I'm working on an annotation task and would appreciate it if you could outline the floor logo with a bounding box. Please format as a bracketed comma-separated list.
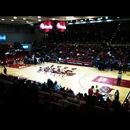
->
[100, 86, 114, 93]
[97, 76, 107, 83]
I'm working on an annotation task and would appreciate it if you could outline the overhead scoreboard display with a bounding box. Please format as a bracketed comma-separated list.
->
[39, 20, 67, 33]
[39, 20, 53, 33]
[56, 21, 67, 32]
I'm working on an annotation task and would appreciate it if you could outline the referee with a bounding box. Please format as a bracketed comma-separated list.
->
[116, 72, 122, 86]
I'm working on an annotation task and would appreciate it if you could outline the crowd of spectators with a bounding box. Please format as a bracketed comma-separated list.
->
[0, 72, 130, 116]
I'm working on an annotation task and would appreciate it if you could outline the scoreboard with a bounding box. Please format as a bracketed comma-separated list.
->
[39, 20, 67, 33]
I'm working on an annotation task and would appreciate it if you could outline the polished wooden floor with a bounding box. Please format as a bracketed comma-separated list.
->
[1, 62, 130, 104]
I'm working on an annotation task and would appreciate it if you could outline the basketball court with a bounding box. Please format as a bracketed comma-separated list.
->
[1, 62, 130, 104]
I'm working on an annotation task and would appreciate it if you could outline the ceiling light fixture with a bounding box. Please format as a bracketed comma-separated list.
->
[14, 16, 17, 19]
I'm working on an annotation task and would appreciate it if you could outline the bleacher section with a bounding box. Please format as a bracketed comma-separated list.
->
[0, 73, 130, 115]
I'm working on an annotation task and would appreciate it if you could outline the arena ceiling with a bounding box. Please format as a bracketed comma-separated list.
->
[0, 16, 130, 26]
[0, 16, 114, 25]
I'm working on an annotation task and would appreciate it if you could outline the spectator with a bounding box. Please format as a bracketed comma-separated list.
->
[54, 81, 61, 90]
[58, 92, 71, 108]
[88, 86, 94, 96]
[114, 90, 119, 101]
[3, 66, 7, 75]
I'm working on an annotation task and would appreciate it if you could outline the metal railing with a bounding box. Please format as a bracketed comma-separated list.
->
[39, 88, 114, 112]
